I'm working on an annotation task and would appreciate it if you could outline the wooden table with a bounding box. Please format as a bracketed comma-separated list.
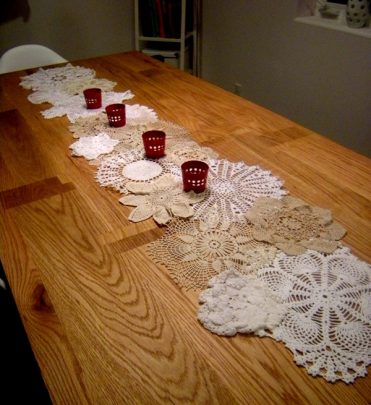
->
[0, 51, 370, 404]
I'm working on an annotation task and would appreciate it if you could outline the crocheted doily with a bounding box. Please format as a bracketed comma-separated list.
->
[70, 116, 191, 151]
[258, 247, 371, 383]
[40, 91, 134, 122]
[20, 64, 117, 104]
[119, 174, 205, 224]
[69, 133, 120, 160]
[167, 140, 219, 165]
[96, 149, 179, 194]
[198, 269, 287, 336]
[246, 196, 347, 255]
[147, 217, 277, 290]
[192, 159, 286, 221]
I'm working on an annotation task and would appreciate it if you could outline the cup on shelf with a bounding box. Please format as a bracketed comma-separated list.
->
[181, 160, 209, 193]
[83, 88, 102, 109]
[142, 130, 166, 158]
[105, 103, 126, 127]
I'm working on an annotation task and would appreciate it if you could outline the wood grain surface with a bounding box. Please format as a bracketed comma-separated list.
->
[0, 51, 370, 404]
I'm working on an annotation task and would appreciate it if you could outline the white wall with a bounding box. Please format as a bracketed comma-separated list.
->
[201, 1, 371, 156]
[0, 0, 134, 62]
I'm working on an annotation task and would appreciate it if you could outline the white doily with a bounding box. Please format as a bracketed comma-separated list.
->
[69, 133, 120, 160]
[96, 149, 179, 194]
[147, 217, 277, 290]
[258, 247, 371, 383]
[167, 140, 219, 165]
[20, 64, 95, 91]
[193, 159, 286, 221]
[41, 91, 134, 122]
[20, 63, 117, 105]
[198, 269, 287, 336]
[119, 174, 205, 224]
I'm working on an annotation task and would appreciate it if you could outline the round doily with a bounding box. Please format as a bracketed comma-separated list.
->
[246, 196, 346, 255]
[198, 269, 287, 336]
[122, 160, 162, 181]
[258, 247, 371, 383]
[147, 217, 277, 290]
[193, 159, 286, 222]
[96, 149, 179, 194]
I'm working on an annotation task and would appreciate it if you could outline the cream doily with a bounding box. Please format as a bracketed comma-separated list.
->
[20, 63, 117, 105]
[96, 150, 179, 194]
[198, 269, 287, 336]
[41, 90, 134, 122]
[70, 116, 191, 151]
[69, 133, 120, 160]
[119, 174, 205, 224]
[258, 247, 371, 383]
[192, 159, 286, 221]
[246, 196, 346, 255]
[147, 217, 277, 290]
[167, 140, 219, 165]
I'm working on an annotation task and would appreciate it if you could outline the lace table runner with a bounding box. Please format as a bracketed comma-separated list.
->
[20, 63, 370, 384]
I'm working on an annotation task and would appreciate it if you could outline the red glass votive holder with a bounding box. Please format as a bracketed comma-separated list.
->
[181, 160, 209, 193]
[105, 103, 126, 127]
[83, 88, 102, 109]
[142, 130, 166, 158]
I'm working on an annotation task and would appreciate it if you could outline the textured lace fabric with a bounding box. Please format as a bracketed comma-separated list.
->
[167, 140, 218, 165]
[246, 196, 347, 255]
[147, 216, 277, 290]
[41, 91, 134, 122]
[20, 64, 117, 104]
[198, 269, 287, 336]
[119, 174, 205, 224]
[96, 149, 179, 194]
[69, 133, 120, 160]
[192, 159, 286, 222]
[70, 117, 191, 148]
[258, 247, 371, 383]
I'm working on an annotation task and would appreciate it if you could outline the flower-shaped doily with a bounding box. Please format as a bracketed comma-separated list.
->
[198, 269, 287, 336]
[246, 196, 346, 255]
[258, 247, 371, 383]
[119, 174, 205, 224]
[192, 159, 286, 222]
[167, 140, 218, 165]
[69, 133, 120, 160]
[96, 149, 179, 194]
[41, 91, 134, 122]
[147, 217, 277, 290]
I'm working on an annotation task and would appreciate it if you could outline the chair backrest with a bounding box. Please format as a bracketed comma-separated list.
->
[0, 44, 67, 74]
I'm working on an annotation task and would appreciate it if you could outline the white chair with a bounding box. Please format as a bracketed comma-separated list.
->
[0, 44, 67, 74]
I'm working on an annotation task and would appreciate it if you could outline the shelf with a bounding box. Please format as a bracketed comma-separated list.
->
[138, 31, 195, 43]
[295, 16, 371, 38]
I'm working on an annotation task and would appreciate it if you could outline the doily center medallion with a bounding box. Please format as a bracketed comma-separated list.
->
[122, 160, 162, 181]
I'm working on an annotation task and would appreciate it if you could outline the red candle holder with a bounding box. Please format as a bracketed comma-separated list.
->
[105, 103, 126, 127]
[142, 130, 166, 158]
[83, 88, 102, 109]
[181, 160, 209, 193]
